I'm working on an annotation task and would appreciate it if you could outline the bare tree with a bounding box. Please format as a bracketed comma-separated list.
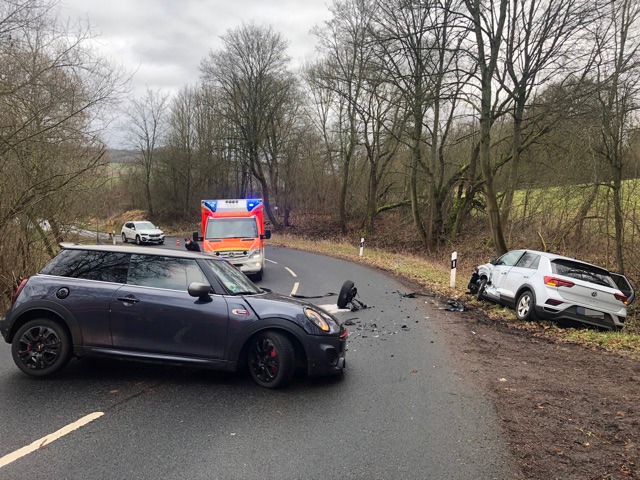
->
[125, 87, 170, 218]
[498, 0, 594, 225]
[0, 0, 129, 302]
[463, 0, 510, 254]
[590, 0, 640, 272]
[199, 23, 296, 230]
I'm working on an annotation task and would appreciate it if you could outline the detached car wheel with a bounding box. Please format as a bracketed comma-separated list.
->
[11, 319, 72, 377]
[516, 290, 537, 321]
[337, 280, 355, 309]
[248, 331, 294, 388]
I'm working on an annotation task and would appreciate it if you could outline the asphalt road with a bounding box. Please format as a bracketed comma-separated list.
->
[0, 240, 515, 479]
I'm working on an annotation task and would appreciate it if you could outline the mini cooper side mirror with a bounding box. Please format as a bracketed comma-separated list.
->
[188, 282, 212, 302]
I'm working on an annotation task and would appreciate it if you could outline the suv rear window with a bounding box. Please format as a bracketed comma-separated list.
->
[40, 249, 130, 283]
[551, 259, 613, 288]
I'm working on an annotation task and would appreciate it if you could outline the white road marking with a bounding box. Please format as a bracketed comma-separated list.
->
[284, 267, 297, 277]
[266, 259, 277, 264]
[0, 412, 104, 469]
[291, 282, 300, 296]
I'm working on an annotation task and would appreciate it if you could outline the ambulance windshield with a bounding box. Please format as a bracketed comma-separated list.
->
[206, 218, 258, 239]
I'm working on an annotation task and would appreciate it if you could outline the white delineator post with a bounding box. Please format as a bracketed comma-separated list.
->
[359, 237, 365, 257]
[450, 251, 457, 288]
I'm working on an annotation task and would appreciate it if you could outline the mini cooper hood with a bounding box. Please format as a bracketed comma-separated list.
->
[242, 292, 327, 318]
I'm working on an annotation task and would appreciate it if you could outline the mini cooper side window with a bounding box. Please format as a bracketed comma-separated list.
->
[40, 249, 130, 283]
[127, 255, 209, 291]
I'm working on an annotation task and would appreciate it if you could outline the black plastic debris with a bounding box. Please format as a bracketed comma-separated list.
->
[467, 270, 480, 295]
[444, 299, 468, 312]
[401, 325, 410, 331]
[398, 290, 433, 298]
[344, 319, 357, 326]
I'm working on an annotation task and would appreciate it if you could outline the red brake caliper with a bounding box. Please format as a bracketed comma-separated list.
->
[268, 347, 277, 375]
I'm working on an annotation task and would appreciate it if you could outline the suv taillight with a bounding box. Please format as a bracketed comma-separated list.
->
[544, 276, 575, 288]
[614, 293, 629, 305]
[12, 278, 29, 303]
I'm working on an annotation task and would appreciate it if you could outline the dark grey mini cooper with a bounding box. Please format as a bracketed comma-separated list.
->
[0, 245, 347, 388]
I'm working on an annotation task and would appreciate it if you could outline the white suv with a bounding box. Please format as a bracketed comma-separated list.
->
[121, 221, 164, 245]
[474, 250, 634, 330]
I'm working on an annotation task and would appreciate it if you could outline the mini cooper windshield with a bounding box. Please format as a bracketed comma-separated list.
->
[204, 258, 261, 295]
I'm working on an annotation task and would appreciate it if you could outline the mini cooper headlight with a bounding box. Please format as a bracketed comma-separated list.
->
[304, 308, 330, 332]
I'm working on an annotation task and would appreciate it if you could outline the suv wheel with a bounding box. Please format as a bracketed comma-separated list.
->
[12, 319, 72, 376]
[248, 331, 294, 388]
[121, 233, 127, 243]
[135, 235, 141, 245]
[516, 290, 537, 321]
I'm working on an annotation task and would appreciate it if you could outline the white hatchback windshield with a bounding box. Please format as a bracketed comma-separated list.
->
[135, 222, 156, 229]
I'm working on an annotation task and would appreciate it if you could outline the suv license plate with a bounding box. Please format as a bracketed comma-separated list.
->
[577, 307, 605, 318]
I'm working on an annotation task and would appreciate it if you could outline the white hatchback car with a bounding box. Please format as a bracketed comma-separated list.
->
[121, 221, 165, 245]
[473, 250, 634, 330]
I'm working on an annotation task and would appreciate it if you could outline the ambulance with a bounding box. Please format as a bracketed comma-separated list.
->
[196, 199, 271, 280]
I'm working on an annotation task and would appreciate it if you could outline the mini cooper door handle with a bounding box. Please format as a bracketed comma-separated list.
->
[116, 295, 140, 303]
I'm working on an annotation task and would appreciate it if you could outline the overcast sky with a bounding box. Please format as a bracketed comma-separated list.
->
[61, 0, 332, 93]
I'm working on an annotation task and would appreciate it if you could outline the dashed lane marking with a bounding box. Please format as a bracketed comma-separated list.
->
[284, 267, 297, 277]
[291, 282, 299, 296]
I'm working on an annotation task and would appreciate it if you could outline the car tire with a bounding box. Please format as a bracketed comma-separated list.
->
[515, 290, 537, 321]
[337, 280, 355, 309]
[135, 235, 141, 245]
[159, 240, 164, 245]
[253, 270, 263, 281]
[477, 278, 487, 301]
[248, 331, 294, 388]
[11, 318, 72, 377]
[121, 233, 127, 243]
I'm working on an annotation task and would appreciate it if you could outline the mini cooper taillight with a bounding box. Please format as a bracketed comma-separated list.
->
[12, 277, 29, 303]
[544, 276, 575, 288]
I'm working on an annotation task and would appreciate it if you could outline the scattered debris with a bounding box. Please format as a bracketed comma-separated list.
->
[444, 299, 468, 312]
[397, 290, 433, 298]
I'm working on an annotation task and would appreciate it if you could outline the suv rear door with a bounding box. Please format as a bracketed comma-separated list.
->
[551, 260, 626, 313]
[610, 272, 635, 305]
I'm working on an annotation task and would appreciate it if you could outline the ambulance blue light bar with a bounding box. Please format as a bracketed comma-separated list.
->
[246, 199, 262, 211]
[203, 200, 217, 212]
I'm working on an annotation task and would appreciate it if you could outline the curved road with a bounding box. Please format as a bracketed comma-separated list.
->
[0, 242, 515, 479]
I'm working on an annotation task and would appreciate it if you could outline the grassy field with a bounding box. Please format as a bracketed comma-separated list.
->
[270, 233, 640, 357]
